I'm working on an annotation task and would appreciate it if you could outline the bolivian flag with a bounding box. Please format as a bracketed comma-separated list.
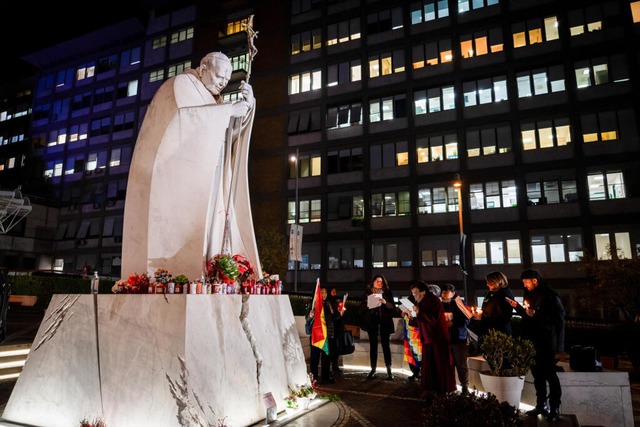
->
[311, 279, 329, 355]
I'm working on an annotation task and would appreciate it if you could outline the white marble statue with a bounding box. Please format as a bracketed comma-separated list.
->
[121, 52, 262, 281]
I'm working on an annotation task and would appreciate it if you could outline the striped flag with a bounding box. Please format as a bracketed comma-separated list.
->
[311, 279, 329, 355]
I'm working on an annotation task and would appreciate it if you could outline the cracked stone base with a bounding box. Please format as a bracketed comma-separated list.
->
[2, 294, 308, 427]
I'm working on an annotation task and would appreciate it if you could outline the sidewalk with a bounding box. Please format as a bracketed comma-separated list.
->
[257, 364, 640, 427]
[0, 305, 638, 426]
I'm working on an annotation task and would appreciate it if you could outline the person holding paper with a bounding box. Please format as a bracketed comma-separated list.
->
[360, 274, 396, 380]
[441, 283, 472, 393]
[411, 280, 456, 396]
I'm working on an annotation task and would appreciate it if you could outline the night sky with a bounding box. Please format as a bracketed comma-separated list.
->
[0, 2, 156, 80]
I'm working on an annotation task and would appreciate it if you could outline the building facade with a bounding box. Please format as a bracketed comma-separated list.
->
[284, 0, 640, 309]
[1, 0, 639, 314]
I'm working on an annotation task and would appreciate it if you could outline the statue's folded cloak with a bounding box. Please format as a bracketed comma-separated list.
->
[121, 70, 261, 281]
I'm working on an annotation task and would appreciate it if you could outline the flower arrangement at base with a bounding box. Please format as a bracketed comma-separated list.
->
[154, 268, 171, 285]
[79, 417, 106, 427]
[112, 279, 128, 294]
[111, 274, 150, 294]
[283, 394, 298, 410]
[289, 374, 317, 400]
[260, 272, 280, 287]
[126, 273, 151, 293]
[173, 274, 190, 286]
[207, 254, 254, 284]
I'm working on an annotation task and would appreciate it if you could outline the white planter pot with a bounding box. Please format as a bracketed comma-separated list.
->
[479, 371, 525, 409]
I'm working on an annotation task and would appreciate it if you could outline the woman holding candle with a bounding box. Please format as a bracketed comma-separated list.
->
[472, 271, 515, 347]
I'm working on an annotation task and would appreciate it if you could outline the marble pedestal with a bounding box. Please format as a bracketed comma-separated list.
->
[2, 294, 308, 427]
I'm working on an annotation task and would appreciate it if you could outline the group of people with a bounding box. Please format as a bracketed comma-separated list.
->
[356, 276, 469, 393]
[351, 269, 566, 423]
[475, 269, 565, 422]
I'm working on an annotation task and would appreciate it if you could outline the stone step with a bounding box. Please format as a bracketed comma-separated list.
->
[522, 414, 580, 426]
[0, 343, 30, 382]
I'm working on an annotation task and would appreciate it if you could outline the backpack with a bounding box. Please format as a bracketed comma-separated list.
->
[305, 317, 313, 335]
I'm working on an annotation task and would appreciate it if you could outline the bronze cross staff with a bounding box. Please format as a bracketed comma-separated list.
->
[242, 14, 259, 83]
[219, 15, 260, 259]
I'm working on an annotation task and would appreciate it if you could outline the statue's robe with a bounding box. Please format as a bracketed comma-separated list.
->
[121, 70, 261, 281]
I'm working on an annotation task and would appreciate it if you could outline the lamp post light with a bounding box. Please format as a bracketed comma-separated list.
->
[290, 149, 299, 293]
[453, 173, 468, 303]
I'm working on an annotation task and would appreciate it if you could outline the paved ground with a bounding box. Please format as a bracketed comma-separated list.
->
[1, 305, 638, 427]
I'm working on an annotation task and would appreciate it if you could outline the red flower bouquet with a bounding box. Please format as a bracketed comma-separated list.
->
[127, 273, 150, 293]
[207, 254, 254, 283]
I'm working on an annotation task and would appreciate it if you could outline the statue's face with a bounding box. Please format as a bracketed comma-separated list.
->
[201, 59, 232, 96]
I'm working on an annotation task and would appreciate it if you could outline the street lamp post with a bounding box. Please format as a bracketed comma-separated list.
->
[453, 173, 468, 303]
[290, 149, 299, 293]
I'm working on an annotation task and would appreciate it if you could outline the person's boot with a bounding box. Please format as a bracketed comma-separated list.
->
[526, 402, 549, 416]
[386, 365, 394, 380]
[367, 369, 376, 380]
[546, 406, 560, 422]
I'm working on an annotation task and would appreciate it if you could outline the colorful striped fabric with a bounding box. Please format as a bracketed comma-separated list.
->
[403, 315, 422, 368]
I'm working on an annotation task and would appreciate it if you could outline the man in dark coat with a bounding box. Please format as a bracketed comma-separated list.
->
[507, 269, 565, 422]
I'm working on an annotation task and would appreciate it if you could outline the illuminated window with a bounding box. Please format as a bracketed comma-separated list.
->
[152, 36, 167, 49]
[632, 1, 640, 23]
[226, 17, 252, 36]
[594, 232, 632, 260]
[327, 18, 360, 46]
[417, 185, 459, 214]
[149, 69, 165, 83]
[289, 69, 321, 95]
[411, 0, 449, 24]
[291, 28, 321, 55]
[327, 59, 361, 87]
[473, 237, 521, 265]
[469, 180, 517, 210]
[371, 141, 408, 168]
[580, 110, 626, 143]
[414, 85, 455, 115]
[520, 118, 571, 150]
[170, 27, 194, 44]
[369, 95, 406, 122]
[413, 39, 452, 68]
[587, 171, 625, 201]
[167, 60, 191, 78]
[512, 16, 559, 49]
[417, 134, 458, 162]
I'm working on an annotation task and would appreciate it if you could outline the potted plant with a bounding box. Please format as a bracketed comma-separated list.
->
[173, 274, 190, 293]
[479, 329, 535, 408]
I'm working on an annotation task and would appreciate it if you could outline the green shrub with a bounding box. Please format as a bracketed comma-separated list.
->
[289, 295, 312, 316]
[9, 274, 113, 308]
